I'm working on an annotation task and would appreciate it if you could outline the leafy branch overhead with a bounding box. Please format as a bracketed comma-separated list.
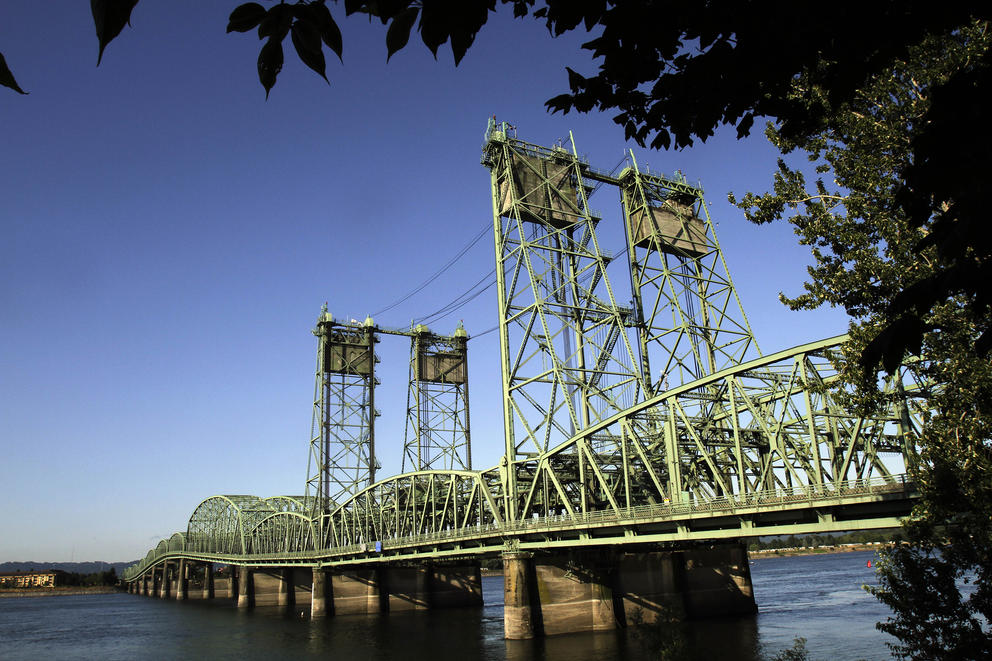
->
[225, 0, 532, 95]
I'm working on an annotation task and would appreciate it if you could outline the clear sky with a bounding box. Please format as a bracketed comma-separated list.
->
[0, 2, 846, 562]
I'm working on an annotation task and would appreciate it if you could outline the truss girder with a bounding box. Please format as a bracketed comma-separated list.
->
[620, 161, 758, 394]
[321, 470, 504, 549]
[483, 128, 648, 520]
[502, 335, 920, 522]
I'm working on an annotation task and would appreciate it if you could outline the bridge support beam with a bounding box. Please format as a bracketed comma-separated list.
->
[383, 565, 430, 611]
[278, 567, 294, 607]
[176, 560, 188, 601]
[311, 568, 330, 618]
[503, 552, 537, 639]
[237, 566, 253, 609]
[502, 542, 756, 639]
[681, 543, 756, 617]
[331, 568, 383, 614]
[159, 563, 171, 599]
[203, 562, 214, 600]
[430, 563, 483, 608]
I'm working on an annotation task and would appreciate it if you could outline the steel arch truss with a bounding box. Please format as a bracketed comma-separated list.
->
[507, 335, 921, 521]
[322, 470, 504, 549]
[245, 511, 317, 555]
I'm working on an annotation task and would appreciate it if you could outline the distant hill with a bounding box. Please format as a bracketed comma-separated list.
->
[0, 561, 136, 575]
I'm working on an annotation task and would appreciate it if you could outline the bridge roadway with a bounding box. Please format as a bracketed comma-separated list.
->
[124, 474, 915, 638]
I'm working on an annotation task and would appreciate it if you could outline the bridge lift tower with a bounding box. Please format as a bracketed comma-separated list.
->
[402, 323, 472, 472]
[306, 305, 380, 520]
[482, 120, 649, 514]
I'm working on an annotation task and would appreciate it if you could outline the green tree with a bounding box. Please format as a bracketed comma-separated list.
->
[730, 23, 992, 659]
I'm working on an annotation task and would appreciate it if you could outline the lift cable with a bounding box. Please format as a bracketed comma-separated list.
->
[372, 222, 490, 317]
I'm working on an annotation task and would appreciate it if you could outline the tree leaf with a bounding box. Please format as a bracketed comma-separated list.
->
[450, 25, 475, 66]
[91, 0, 139, 65]
[257, 37, 284, 98]
[0, 52, 27, 94]
[386, 7, 419, 61]
[736, 112, 754, 139]
[291, 20, 328, 81]
[418, 4, 448, 58]
[257, 4, 293, 41]
[227, 3, 266, 33]
[306, 2, 343, 62]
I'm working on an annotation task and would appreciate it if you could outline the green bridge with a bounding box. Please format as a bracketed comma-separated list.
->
[123, 122, 922, 639]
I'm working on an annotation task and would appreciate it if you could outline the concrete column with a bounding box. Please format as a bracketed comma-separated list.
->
[330, 569, 382, 614]
[237, 566, 253, 609]
[160, 563, 171, 599]
[384, 565, 430, 611]
[142, 575, 149, 596]
[203, 562, 214, 600]
[529, 553, 618, 636]
[614, 551, 686, 625]
[430, 563, 483, 608]
[176, 559, 188, 601]
[311, 567, 330, 618]
[503, 552, 536, 640]
[277, 567, 293, 607]
[681, 542, 757, 617]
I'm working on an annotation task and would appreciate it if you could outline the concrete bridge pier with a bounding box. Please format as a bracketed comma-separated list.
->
[383, 565, 431, 611]
[237, 566, 253, 609]
[176, 560, 188, 601]
[311, 568, 330, 618]
[331, 568, 383, 614]
[203, 562, 214, 600]
[502, 542, 756, 639]
[159, 563, 171, 599]
[503, 552, 537, 639]
[277, 567, 293, 607]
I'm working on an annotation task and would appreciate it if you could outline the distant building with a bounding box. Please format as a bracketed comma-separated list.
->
[0, 570, 66, 588]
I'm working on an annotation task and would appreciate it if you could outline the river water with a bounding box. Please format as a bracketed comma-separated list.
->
[0, 551, 894, 660]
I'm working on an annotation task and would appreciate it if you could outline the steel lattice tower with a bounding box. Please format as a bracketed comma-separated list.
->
[619, 156, 759, 394]
[401, 323, 473, 472]
[482, 119, 648, 516]
[305, 306, 379, 519]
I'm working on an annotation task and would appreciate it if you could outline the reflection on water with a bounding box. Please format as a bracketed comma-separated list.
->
[0, 551, 894, 661]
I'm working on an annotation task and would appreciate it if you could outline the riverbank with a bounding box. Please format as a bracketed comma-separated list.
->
[0, 586, 121, 598]
[751, 542, 891, 558]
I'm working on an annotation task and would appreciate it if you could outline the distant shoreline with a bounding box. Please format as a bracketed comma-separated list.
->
[0, 586, 121, 599]
[751, 543, 890, 558]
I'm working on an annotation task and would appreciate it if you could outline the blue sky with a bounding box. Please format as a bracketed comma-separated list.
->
[0, 2, 846, 562]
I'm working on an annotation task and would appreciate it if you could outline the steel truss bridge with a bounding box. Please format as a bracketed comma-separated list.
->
[124, 122, 923, 587]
